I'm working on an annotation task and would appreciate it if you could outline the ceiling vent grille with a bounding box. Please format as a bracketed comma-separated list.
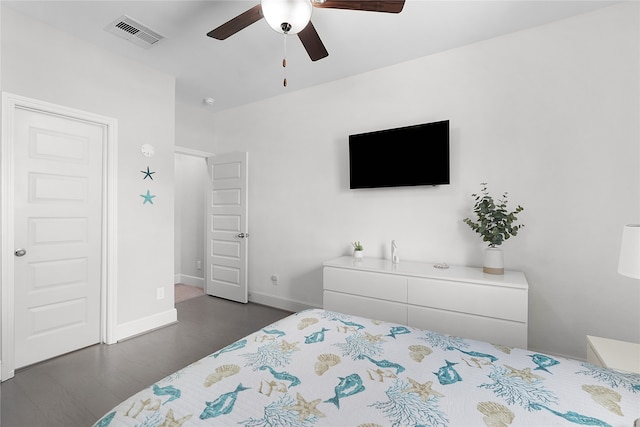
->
[105, 15, 164, 49]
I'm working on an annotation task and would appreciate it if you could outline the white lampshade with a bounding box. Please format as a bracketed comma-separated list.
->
[618, 224, 640, 279]
[261, 0, 312, 35]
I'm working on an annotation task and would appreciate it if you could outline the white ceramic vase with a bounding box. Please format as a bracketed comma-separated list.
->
[353, 250, 364, 259]
[483, 247, 504, 275]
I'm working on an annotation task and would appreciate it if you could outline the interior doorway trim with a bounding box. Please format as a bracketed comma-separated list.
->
[175, 145, 214, 158]
[1, 92, 119, 381]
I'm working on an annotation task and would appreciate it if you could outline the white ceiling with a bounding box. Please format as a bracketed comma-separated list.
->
[4, 0, 617, 113]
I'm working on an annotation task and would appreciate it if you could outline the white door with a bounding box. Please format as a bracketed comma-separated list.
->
[13, 106, 104, 369]
[206, 152, 248, 303]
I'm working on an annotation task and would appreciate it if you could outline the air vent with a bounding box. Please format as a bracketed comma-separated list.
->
[105, 15, 164, 49]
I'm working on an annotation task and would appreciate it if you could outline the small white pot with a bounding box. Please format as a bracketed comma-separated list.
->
[483, 247, 504, 275]
[353, 250, 364, 259]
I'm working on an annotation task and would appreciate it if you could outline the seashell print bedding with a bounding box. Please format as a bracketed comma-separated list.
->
[94, 309, 640, 426]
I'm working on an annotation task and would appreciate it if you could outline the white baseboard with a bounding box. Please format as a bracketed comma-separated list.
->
[175, 274, 204, 288]
[248, 290, 320, 313]
[115, 308, 178, 342]
[0, 360, 11, 382]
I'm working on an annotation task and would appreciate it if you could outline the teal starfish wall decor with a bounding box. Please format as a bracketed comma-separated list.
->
[140, 190, 156, 205]
[141, 166, 155, 180]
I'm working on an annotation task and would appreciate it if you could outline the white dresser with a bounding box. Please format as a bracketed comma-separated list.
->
[323, 256, 529, 348]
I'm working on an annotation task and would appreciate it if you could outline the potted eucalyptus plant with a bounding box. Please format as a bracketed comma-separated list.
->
[463, 183, 524, 274]
[352, 241, 364, 259]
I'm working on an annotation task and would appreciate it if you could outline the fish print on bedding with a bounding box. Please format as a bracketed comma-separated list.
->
[94, 308, 640, 426]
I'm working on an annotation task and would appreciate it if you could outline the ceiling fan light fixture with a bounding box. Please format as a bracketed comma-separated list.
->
[261, 0, 312, 34]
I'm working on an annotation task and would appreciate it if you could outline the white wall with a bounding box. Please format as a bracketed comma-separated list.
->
[1, 7, 177, 339]
[174, 153, 207, 287]
[176, 3, 640, 359]
[0, 2, 3, 382]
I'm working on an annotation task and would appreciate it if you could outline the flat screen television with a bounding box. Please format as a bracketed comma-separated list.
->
[349, 120, 450, 189]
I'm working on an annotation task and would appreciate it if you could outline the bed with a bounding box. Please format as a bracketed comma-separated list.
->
[94, 308, 640, 426]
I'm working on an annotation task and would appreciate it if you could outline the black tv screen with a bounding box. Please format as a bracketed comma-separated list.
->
[349, 120, 450, 189]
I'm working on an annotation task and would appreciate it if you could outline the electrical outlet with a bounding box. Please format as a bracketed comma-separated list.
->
[196, 260, 202, 270]
[271, 274, 278, 286]
[157, 287, 165, 300]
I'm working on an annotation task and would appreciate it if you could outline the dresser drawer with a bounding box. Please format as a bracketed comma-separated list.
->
[324, 290, 407, 325]
[323, 267, 407, 303]
[407, 277, 527, 322]
[408, 305, 527, 348]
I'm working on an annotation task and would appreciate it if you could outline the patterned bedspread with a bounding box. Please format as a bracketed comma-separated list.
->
[94, 308, 640, 426]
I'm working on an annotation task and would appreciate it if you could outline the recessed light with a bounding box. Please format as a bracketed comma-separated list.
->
[202, 97, 215, 106]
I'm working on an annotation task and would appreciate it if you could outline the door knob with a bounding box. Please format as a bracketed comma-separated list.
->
[14, 248, 27, 257]
[236, 233, 249, 238]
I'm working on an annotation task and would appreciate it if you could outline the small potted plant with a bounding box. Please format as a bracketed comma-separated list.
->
[352, 241, 364, 259]
[463, 183, 524, 274]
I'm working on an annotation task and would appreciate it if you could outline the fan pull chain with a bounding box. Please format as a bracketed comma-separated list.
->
[282, 33, 288, 87]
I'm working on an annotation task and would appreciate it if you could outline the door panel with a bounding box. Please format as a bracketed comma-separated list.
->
[206, 152, 248, 303]
[13, 107, 103, 369]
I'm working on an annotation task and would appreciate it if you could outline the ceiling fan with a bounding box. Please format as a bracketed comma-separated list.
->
[207, 0, 406, 62]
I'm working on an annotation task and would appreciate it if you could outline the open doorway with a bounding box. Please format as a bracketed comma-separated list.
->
[174, 147, 211, 304]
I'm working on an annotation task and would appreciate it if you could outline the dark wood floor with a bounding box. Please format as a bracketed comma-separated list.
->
[0, 295, 291, 426]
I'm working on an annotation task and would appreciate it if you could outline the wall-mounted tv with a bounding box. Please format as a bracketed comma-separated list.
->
[349, 120, 450, 189]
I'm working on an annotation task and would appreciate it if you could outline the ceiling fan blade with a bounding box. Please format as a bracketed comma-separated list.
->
[312, 0, 405, 13]
[207, 4, 263, 40]
[297, 21, 329, 61]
